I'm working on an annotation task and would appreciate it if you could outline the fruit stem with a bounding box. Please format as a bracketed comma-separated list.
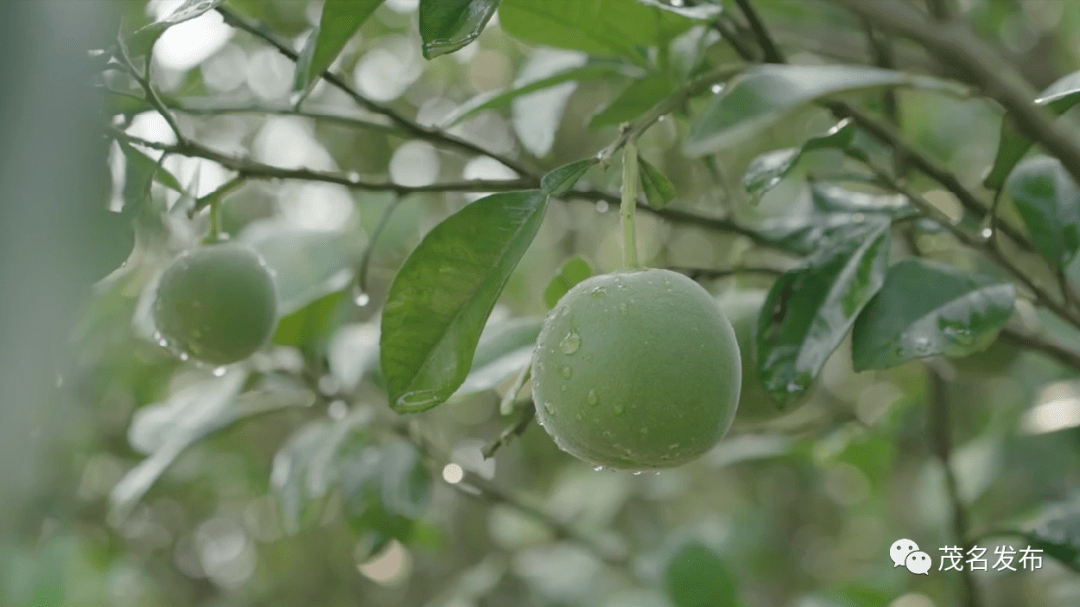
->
[621, 142, 640, 270]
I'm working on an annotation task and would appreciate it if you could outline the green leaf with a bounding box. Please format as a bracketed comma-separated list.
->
[757, 218, 891, 403]
[111, 370, 314, 522]
[328, 322, 381, 392]
[984, 69, 1080, 190]
[1006, 156, 1080, 269]
[127, 0, 228, 56]
[378, 441, 432, 518]
[542, 159, 598, 197]
[544, 256, 594, 309]
[665, 543, 741, 607]
[685, 65, 963, 156]
[851, 259, 1015, 371]
[117, 140, 183, 205]
[498, 0, 697, 60]
[454, 316, 544, 397]
[245, 228, 366, 316]
[754, 184, 912, 255]
[271, 409, 369, 535]
[1013, 495, 1080, 571]
[638, 156, 677, 210]
[419, 0, 500, 59]
[635, 0, 721, 19]
[511, 50, 586, 157]
[294, 0, 385, 97]
[442, 63, 631, 128]
[589, 74, 676, 128]
[380, 191, 549, 412]
[743, 119, 855, 197]
[272, 289, 348, 347]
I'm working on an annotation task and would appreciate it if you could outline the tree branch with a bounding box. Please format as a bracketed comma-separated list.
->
[734, 0, 785, 63]
[108, 129, 535, 195]
[482, 406, 535, 459]
[926, 363, 981, 607]
[830, 0, 1080, 187]
[215, 5, 536, 177]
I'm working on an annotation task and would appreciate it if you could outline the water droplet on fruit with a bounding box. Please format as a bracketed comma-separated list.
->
[560, 331, 581, 354]
[613, 404, 625, 415]
[212, 366, 227, 377]
[561, 385, 567, 392]
[592, 466, 605, 472]
[543, 401, 555, 415]
[668, 443, 680, 450]
[640, 427, 649, 435]
[619, 303, 628, 316]
[632, 471, 643, 476]
[587, 389, 599, 406]
[560, 365, 573, 379]
[575, 413, 583, 421]
[786, 382, 801, 393]
[590, 286, 606, 298]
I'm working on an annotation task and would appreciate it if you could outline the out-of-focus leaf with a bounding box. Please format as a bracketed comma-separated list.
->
[635, 0, 721, 19]
[542, 159, 598, 197]
[851, 259, 1015, 371]
[294, 0, 385, 97]
[685, 65, 963, 155]
[991, 494, 1080, 571]
[126, 0, 227, 56]
[499, 0, 698, 61]
[511, 50, 586, 157]
[378, 441, 432, 519]
[742, 119, 855, 197]
[380, 191, 548, 412]
[272, 408, 369, 535]
[757, 218, 891, 403]
[112, 370, 314, 522]
[589, 74, 676, 128]
[638, 156, 677, 210]
[442, 63, 632, 128]
[117, 140, 183, 204]
[328, 322, 381, 392]
[665, 543, 741, 607]
[272, 289, 348, 347]
[454, 317, 544, 397]
[1006, 156, 1080, 269]
[544, 256, 593, 309]
[245, 228, 365, 316]
[419, 0, 500, 59]
[984, 69, 1080, 190]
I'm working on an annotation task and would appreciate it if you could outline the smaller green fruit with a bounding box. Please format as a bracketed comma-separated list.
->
[718, 289, 782, 420]
[154, 244, 278, 364]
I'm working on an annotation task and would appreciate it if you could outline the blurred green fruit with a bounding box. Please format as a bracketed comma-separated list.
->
[154, 244, 278, 365]
[718, 289, 783, 420]
[531, 268, 741, 470]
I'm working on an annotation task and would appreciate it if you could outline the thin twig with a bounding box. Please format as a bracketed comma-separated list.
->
[482, 406, 536, 459]
[855, 152, 1080, 329]
[708, 6, 1034, 253]
[734, 0, 785, 63]
[998, 327, 1080, 373]
[108, 129, 535, 195]
[926, 363, 981, 607]
[830, 0, 1080, 187]
[216, 5, 536, 177]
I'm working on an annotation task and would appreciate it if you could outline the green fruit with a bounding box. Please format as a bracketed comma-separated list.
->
[154, 244, 278, 365]
[718, 289, 782, 420]
[531, 268, 741, 470]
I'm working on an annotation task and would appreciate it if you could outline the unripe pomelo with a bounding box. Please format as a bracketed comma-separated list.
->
[717, 289, 782, 420]
[531, 268, 741, 470]
[153, 244, 278, 365]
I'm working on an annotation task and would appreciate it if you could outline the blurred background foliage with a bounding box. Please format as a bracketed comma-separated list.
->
[6, 1, 1080, 606]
